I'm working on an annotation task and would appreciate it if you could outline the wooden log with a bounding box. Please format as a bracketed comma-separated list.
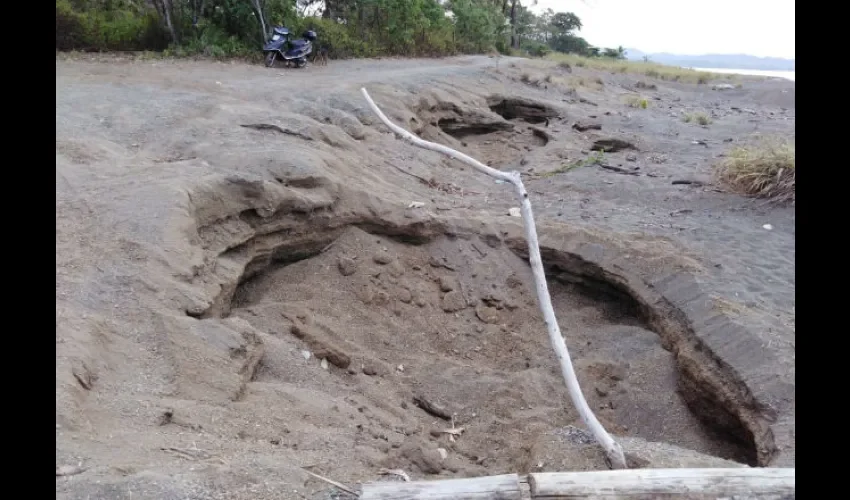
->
[529, 468, 795, 499]
[359, 469, 794, 500]
[360, 473, 522, 500]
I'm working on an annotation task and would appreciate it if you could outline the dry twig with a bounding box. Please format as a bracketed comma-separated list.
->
[302, 469, 359, 497]
[412, 394, 452, 421]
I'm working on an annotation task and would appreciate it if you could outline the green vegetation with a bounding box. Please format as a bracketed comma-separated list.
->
[539, 151, 606, 177]
[683, 112, 713, 125]
[634, 81, 657, 90]
[55, 0, 636, 62]
[547, 52, 722, 84]
[714, 137, 795, 203]
[624, 95, 649, 109]
[57, 0, 169, 51]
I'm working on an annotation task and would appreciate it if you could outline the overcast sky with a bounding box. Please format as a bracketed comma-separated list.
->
[530, 0, 795, 59]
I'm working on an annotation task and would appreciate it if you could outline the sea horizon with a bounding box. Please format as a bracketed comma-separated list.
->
[693, 67, 795, 81]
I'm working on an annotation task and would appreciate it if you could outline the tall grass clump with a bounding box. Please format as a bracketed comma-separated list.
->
[714, 137, 795, 203]
[546, 52, 723, 84]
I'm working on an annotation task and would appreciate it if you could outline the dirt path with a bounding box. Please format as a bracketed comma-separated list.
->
[56, 55, 794, 499]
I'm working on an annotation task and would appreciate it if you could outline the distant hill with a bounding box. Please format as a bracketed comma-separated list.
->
[624, 48, 795, 71]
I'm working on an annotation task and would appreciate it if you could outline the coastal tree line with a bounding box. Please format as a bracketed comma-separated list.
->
[56, 0, 627, 60]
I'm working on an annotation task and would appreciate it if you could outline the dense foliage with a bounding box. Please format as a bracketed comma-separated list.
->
[56, 0, 625, 60]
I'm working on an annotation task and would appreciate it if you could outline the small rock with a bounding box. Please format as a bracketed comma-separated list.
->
[592, 138, 637, 153]
[437, 448, 448, 460]
[595, 386, 609, 397]
[357, 284, 375, 304]
[428, 256, 454, 270]
[56, 464, 86, 477]
[505, 275, 523, 289]
[441, 291, 466, 312]
[397, 288, 412, 303]
[401, 443, 444, 475]
[626, 153, 637, 162]
[397, 364, 405, 372]
[475, 305, 501, 324]
[301, 350, 312, 360]
[320, 358, 329, 370]
[338, 257, 357, 276]
[439, 276, 458, 292]
[572, 121, 602, 132]
[373, 291, 390, 305]
[374, 252, 394, 265]
[291, 324, 352, 369]
[508, 207, 521, 217]
[763, 224, 773, 231]
[712, 83, 735, 90]
[363, 365, 378, 376]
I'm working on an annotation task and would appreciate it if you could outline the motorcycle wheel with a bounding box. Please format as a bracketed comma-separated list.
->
[295, 58, 306, 68]
[264, 52, 277, 68]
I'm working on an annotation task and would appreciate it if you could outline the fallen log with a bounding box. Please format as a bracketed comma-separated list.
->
[360, 468, 795, 500]
[361, 473, 521, 500]
[529, 468, 795, 499]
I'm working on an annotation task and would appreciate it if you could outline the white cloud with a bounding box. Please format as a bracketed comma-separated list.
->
[530, 0, 795, 58]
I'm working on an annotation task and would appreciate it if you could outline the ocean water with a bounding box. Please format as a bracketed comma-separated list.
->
[693, 67, 795, 81]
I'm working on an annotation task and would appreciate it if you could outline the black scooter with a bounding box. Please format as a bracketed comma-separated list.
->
[263, 27, 316, 68]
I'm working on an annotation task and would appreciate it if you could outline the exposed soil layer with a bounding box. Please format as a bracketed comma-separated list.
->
[208, 222, 756, 465]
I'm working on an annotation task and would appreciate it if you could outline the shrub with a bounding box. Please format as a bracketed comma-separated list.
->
[172, 24, 254, 59]
[683, 112, 712, 125]
[56, 0, 88, 51]
[714, 137, 795, 202]
[624, 95, 648, 109]
[56, 0, 168, 52]
[523, 40, 551, 58]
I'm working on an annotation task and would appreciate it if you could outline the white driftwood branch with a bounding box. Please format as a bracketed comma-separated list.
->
[362, 474, 521, 500]
[360, 469, 795, 499]
[360, 88, 627, 469]
[529, 468, 796, 498]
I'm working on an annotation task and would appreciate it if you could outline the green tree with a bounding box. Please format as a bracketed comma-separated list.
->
[550, 11, 581, 33]
[545, 10, 594, 56]
[60, 0, 631, 60]
[602, 45, 626, 59]
[449, 0, 506, 52]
